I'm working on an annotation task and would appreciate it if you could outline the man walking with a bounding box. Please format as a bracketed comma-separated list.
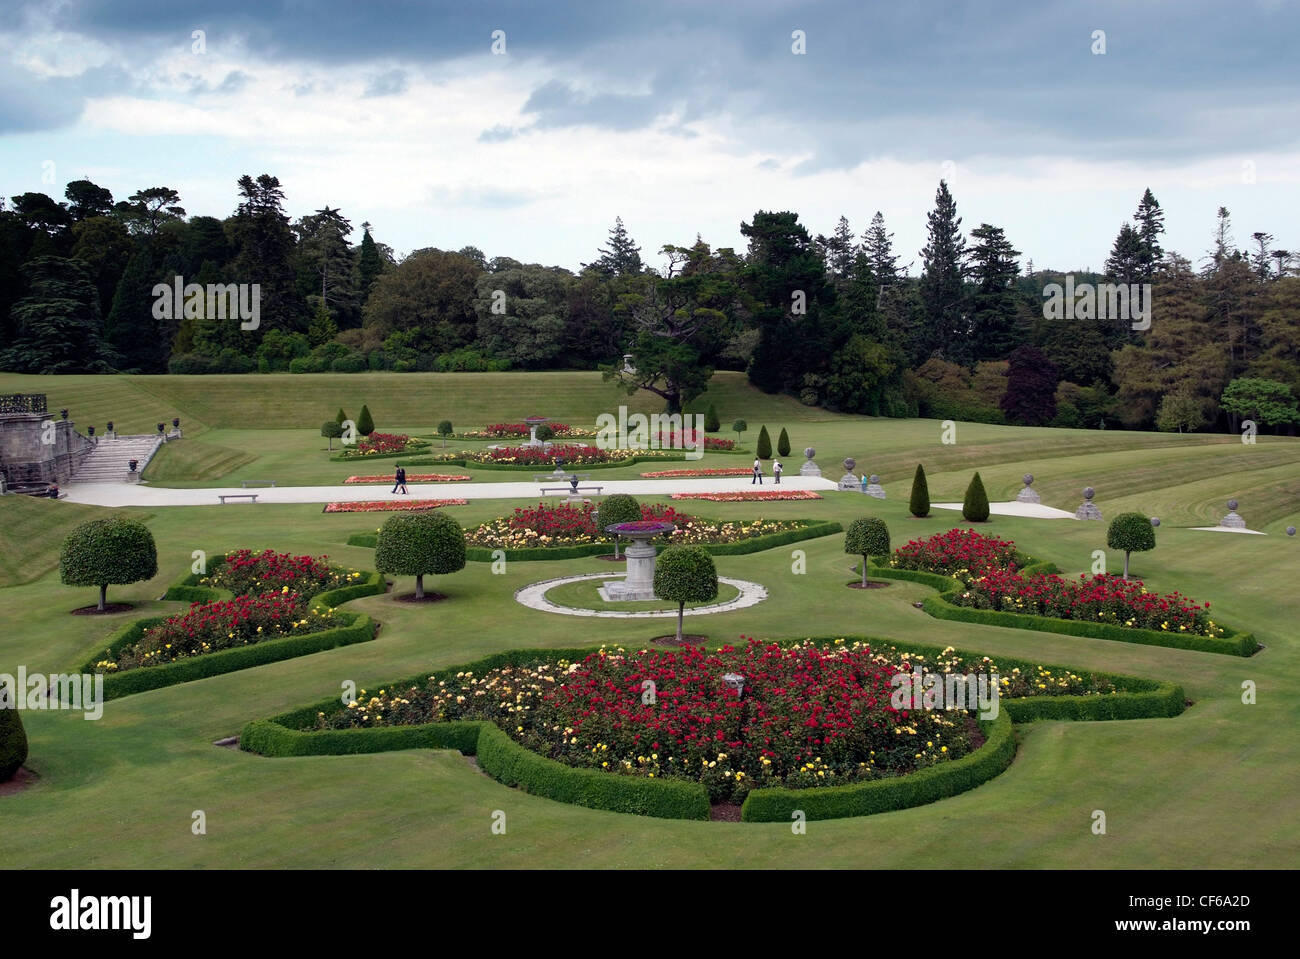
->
[752, 458, 763, 485]
[773, 460, 782, 485]
[392, 465, 408, 494]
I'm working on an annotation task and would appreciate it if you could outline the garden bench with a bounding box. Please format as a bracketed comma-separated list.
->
[534, 472, 592, 482]
[240, 480, 277, 488]
[539, 485, 603, 495]
[218, 493, 259, 504]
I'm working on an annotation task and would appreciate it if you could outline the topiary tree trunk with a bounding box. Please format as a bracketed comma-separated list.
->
[415, 572, 425, 599]
[675, 601, 686, 643]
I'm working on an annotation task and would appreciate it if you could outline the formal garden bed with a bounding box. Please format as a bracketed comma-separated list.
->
[324, 498, 468, 513]
[669, 489, 823, 502]
[345, 500, 840, 560]
[640, 468, 754, 478]
[460, 422, 597, 439]
[333, 433, 432, 461]
[867, 529, 1258, 656]
[81, 549, 385, 698]
[241, 636, 1186, 822]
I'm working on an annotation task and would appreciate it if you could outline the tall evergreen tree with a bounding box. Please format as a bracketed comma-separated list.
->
[918, 181, 968, 364]
[0, 256, 116, 373]
[230, 173, 302, 346]
[860, 211, 901, 283]
[297, 205, 356, 324]
[817, 215, 856, 282]
[105, 247, 166, 372]
[589, 216, 644, 277]
[965, 223, 1021, 361]
[356, 222, 384, 302]
[1106, 223, 1144, 285]
[1133, 188, 1165, 280]
[64, 179, 115, 221]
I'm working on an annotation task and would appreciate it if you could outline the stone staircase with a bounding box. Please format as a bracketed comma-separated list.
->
[68, 434, 164, 483]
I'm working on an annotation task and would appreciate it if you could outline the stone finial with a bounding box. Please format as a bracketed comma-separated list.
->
[1287, 526, 1296, 537]
[1083, 487, 1095, 500]
[1151, 517, 1160, 527]
[843, 457, 856, 472]
[1227, 499, 1238, 511]
[1023, 473, 1034, 485]
[804, 447, 815, 460]
[1075, 485, 1102, 521]
[1017, 472, 1041, 504]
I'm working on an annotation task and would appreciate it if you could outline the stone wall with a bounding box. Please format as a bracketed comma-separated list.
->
[0, 413, 94, 485]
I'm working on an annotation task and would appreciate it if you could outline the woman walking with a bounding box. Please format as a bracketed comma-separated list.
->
[773, 460, 783, 485]
[752, 458, 763, 485]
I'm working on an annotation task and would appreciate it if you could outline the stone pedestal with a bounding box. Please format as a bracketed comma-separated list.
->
[1016, 473, 1040, 504]
[865, 475, 886, 499]
[837, 456, 859, 491]
[800, 447, 821, 477]
[599, 537, 659, 601]
[1075, 486, 1102, 520]
[1221, 500, 1246, 529]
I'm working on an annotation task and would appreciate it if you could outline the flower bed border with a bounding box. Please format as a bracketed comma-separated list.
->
[344, 520, 843, 561]
[867, 557, 1256, 657]
[395, 449, 748, 471]
[78, 555, 387, 699]
[240, 636, 1185, 822]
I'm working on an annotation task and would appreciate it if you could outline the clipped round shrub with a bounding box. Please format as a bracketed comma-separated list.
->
[756, 425, 772, 459]
[0, 707, 27, 782]
[374, 511, 466, 599]
[732, 419, 747, 439]
[1108, 511, 1157, 580]
[844, 517, 890, 586]
[321, 420, 342, 449]
[962, 471, 990, 523]
[598, 493, 641, 558]
[654, 545, 719, 642]
[704, 403, 721, 432]
[777, 427, 791, 457]
[535, 424, 555, 442]
[330, 353, 367, 373]
[60, 517, 158, 611]
[909, 464, 931, 518]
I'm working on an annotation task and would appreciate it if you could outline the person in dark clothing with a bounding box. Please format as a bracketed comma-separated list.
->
[393, 466, 408, 494]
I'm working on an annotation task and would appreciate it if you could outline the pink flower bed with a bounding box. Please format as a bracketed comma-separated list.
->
[323, 499, 468, 513]
[670, 490, 822, 502]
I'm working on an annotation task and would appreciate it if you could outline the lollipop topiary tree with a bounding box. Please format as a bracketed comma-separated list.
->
[653, 545, 718, 644]
[1108, 512, 1157, 580]
[321, 420, 342, 450]
[59, 517, 158, 612]
[374, 511, 466, 600]
[844, 517, 890, 587]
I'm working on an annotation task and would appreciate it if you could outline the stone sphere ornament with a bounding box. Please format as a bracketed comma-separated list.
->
[1227, 499, 1238, 511]
[1287, 526, 1296, 537]
[1150, 517, 1160, 527]
[1023, 474, 1034, 486]
[804, 447, 815, 460]
[870, 474, 880, 484]
[1083, 487, 1095, 500]
[843, 457, 856, 472]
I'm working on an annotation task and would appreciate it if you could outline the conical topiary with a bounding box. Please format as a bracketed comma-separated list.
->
[756, 425, 772, 459]
[963, 471, 990, 522]
[0, 697, 29, 781]
[704, 403, 720, 433]
[909, 464, 930, 518]
[777, 427, 791, 457]
[357, 404, 375, 437]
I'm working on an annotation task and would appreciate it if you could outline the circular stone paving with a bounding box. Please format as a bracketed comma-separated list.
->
[514, 572, 767, 618]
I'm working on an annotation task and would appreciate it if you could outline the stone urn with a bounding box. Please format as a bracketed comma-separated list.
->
[865, 474, 886, 499]
[599, 521, 676, 601]
[1221, 499, 1246, 529]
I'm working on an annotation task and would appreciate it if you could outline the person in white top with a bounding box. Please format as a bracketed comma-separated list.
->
[752, 458, 763, 485]
[773, 460, 783, 484]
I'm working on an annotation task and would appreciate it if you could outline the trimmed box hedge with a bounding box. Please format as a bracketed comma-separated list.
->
[741, 711, 1016, 822]
[240, 634, 1185, 822]
[347, 520, 841, 560]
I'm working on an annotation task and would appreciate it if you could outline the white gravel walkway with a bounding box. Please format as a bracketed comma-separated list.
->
[59, 475, 838, 507]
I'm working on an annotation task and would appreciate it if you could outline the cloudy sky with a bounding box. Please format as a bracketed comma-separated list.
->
[3, 0, 1297, 273]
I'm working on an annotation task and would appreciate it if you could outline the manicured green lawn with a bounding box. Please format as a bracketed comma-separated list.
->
[2, 372, 1298, 868]
[543, 576, 741, 612]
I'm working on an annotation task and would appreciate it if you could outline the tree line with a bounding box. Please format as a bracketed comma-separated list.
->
[1, 174, 1296, 433]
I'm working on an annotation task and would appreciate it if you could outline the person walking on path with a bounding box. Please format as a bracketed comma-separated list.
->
[752, 458, 763, 485]
[393, 466, 408, 494]
[860, 473, 869, 494]
[773, 460, 783, 484]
